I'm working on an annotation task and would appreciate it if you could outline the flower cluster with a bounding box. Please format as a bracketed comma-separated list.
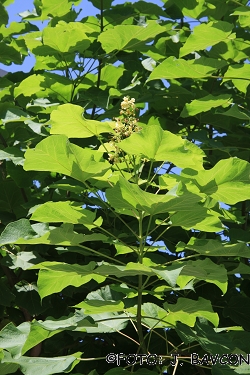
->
[108, 96, 140, 163]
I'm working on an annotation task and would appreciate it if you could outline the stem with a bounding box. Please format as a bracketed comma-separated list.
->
[136, 211, 147, 353]
[146, 161, 165, 189]
[145, 160, 153, 190]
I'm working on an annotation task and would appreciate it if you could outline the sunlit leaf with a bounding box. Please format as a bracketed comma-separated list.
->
[42, 22, 90, 54]
[31, 201, 96, 228]
[24, 135, 110, 182]
[119, 125, 205, 169]
[50, 104, 114, 138]
[182, 157, 250, 204]
[181, 94, 231, 117]
[98, 21, 165, 53]
[223, 64, 250, 93]
[177, 238, 250, 258]
[106, 176, 203, 217]
[147, 56, 227, 81]
[180, 21, 233, 57]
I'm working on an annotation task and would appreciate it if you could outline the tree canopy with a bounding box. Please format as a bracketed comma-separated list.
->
[1, 0, 250, 374]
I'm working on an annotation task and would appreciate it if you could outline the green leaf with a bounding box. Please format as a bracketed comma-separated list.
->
[0, 147, 24, 166]
[35, 261, 105, 299]
[119, 125, 205, 169]
[175, 0, 205, 18]
[177, 238, 250, 258]
[163, 297, 219, 327]
[37, 0, 82, 19]
[178, 258, 228, 294]
[151, 264, 185, 288]
[0, 361, 19, 375]
[0, 40, 23, 65]
[182, 157, 250, 205]
[217, 104, 250, 120]
[231, 6, 250, 27]
[98, 21, 165, 53]
[1, 251, 45, 270]
[31, 202, 96, 228]
[42, 22, 90, 54]
[176, 321, 236, 355]
[0, 219, 37, 245]
[0, 2, 8, 26]
[88, 0, 112, 9]
[181, 94, 231, 117]
[147, 56, 227, 81]
[24, 135, 110, 183]
[224, 295, 250, 331]
[99, 64, 125, 88]
[50, 104, 114, 138]
[180, 21, 233, 57]
[0, 322, 30, 358]
[14, 73, 73, 103]
[0, 279, 15, 307]
[0, 180, 25, 215]
[106, 177, 202, 217]
[20, 312, 95, 355]
[1, 351, 80, 375]
[84, 312, 129, 333]
[223, 64, 250, 94]
[0, 103, 28, 124]
[74, 300, 124, 314]
[0, 220, 106, 247]
[170, 208, 224, 232]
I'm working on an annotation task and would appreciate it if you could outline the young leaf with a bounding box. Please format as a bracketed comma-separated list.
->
[50, 104, 114, 138]
[119, 125, 205, 169]
[24, 134, 110, 182]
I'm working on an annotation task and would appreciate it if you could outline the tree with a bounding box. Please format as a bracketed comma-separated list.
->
[1, 0, 250, 374]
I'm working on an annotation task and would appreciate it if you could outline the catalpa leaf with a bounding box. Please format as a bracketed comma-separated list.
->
[230, 6, 250, 27]
[0, 322, 30, 358]
[74, 300, 124, 314]
[50, 104, 113, 138]
[170, 208, 223, 232]
[35, 262, 105, 299]
[98, 20, 165, 53]
[180, 21, 233, 57]
[42, 22, 90, 54]
[181, 94, 231, 117]
[31, 201, 96, 228]
[106, 176, 202, 216]
[176, 321, 236, 356]
[178, 258, 227, 294]
[119, 125, 205, 169]
[223, 64, 250, 94]
[14, 73, 73, 103]
[0, 220, 106, 247]
[1, 350, 80, 375]
[24, 135, 110, 183]
[163, 297, 219, 327]
[182, 157, 250, 204]
[177, 238, 250, 258]
[147, 56, 227, 82]
[0, 219, 37, 245]
[175, 0, 205, 19]
[39, 0, 82, 20]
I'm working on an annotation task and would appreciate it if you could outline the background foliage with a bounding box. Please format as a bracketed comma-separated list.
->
[1, 0, 250, 374]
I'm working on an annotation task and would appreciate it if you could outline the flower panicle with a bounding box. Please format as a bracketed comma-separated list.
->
[108, 96, 141, 163]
